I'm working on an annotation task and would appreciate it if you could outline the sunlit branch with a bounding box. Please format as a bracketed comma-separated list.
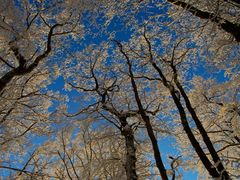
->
[167, 0, 240, 41]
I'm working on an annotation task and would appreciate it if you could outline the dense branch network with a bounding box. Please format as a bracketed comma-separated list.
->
[167, 0, 240, 42]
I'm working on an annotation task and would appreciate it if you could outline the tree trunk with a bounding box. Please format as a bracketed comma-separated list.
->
[147, 58, 221, 178]
[170, 88, 221, 178]
[121, 121, 138, 180]
[144, 116, 169, 180]
[173, 77, 230, 179]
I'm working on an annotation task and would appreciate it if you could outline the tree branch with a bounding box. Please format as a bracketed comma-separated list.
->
[167, 0, 240, 41]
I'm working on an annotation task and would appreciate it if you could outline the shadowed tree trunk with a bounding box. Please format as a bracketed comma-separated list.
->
[171, 64, 230, 179]
[101, 92, 138, 180]
[142, 33, 224, 179]
[120, 117, 138, 180]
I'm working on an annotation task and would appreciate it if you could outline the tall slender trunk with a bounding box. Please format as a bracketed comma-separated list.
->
[141, 29, 228, 178]
[144, 116, 169, 180]
[173, 76, 230, 179]
[169, 88, 220, 178]
[148, 58, 220, 178]
[128, 63, 168, 179]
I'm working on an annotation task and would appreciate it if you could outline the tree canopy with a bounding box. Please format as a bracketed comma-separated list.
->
[0, 0, 239, 179]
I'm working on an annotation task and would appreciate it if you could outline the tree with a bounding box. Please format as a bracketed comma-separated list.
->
[113, 40, 169, 180]
[63, 44, 164, 179]
[0, 0, 103, 177]
[108, 18, 238, 178]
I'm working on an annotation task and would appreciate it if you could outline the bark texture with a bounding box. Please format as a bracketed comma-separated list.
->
[121, 119, 138, 180]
